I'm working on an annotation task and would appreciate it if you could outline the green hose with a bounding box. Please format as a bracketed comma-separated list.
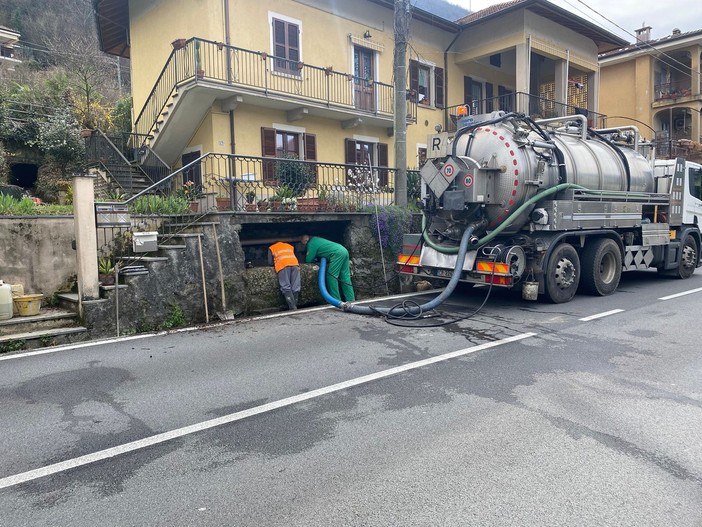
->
[422, 183, 586, 254]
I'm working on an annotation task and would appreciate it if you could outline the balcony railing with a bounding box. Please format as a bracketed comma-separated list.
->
[122, 152, 400, 213]
[444, 92, 606, 132]
[654, 80, 694, 101]
[133, 38, 415, 149]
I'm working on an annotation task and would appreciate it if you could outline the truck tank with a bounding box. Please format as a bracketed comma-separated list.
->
[437, 113, 655, 234]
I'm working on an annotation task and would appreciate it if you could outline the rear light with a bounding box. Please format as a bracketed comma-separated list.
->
[399, 265, 416, 274]
[484, 275, 512, 285]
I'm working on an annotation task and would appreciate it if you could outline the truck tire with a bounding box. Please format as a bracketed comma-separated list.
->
[580, 238, 622, 296]
[544, 243, 580, 303]
[675, 234, 698, 279]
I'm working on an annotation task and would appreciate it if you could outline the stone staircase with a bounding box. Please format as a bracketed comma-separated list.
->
[0, 217, 218, 354]
[0, 307, 88, 352]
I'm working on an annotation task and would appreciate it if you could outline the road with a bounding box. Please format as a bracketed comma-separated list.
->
[1, 270, 701, 526]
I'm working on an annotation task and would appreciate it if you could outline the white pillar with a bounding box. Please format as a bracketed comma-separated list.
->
[515, 40, 531, 113]
[73, 176, 99, 302]
[587, 68, 600, 125]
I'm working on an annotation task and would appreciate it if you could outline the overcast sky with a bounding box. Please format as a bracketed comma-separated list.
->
[449, 0, 702, 42]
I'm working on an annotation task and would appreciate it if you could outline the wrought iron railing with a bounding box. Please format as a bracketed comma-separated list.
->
[443, 92, 606, 132]
[121, 152, 398, 213]
[132, 38, 415, 149]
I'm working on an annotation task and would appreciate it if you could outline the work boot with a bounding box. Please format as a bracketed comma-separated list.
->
[283, 291, 297, 310]
[293, 292, 299, 306]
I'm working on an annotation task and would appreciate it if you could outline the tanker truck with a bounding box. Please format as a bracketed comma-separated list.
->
[397, 112, 702, 303]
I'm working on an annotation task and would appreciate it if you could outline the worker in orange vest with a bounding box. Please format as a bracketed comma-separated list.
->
[268, 241, 301, 310]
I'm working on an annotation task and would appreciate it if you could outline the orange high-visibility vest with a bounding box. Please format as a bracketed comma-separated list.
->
[269, 242, 299, 272]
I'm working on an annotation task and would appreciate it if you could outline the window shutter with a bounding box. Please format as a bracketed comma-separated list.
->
[377, 143, 389, 187]
[434, 67, 444, 108]
[463, 76, 473, 105]
[345, 139, 357, 164]
[409, 60, 419, 102]
[485, 82, 494, 112]
[261, 127, 277, 182]
[304, 133, 317, 183]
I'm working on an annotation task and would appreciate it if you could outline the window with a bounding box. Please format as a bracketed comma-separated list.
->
[345, 139, 389, 188]
[409, 60, 444, 108]
[261, 127, 316, 183]
[272, 17, 300, 75]
[689, 167, 702, 201]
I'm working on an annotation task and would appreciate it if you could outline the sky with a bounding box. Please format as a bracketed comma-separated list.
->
[449, 0, 702, 43]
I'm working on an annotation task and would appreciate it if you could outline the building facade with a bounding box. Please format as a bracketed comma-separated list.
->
[600, 26, 702, 157]
[92, 0, 625, 206]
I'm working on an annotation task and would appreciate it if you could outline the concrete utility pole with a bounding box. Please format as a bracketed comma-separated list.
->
[393, 0, 410, 207]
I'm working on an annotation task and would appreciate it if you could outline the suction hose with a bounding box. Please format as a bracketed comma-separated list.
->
[422, 182, 586, 254]
[318, 225, 477, 315]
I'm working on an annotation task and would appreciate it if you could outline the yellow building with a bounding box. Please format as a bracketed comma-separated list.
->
[600, 26, 702, 158]
[92, 0, 625, 207]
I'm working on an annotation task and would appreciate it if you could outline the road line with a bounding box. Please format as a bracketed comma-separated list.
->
[579, 309, 624, 322]
[658, 286, 702, 301]
[0, 290, 444, 362]
[0, 331, 535, 490]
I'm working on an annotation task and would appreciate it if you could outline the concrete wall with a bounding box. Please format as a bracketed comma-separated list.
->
[0, 217, 76, 297]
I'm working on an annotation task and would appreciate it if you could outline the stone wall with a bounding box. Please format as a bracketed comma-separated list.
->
[2, 211, 413, 339]
[0, 217, 77, 296]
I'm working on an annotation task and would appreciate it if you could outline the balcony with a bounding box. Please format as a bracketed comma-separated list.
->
[654, 80, 701, 104]
[443, 92, 605, 133]
[134, 38, 416, 162]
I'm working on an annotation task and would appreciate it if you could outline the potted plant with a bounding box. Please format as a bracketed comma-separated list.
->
[216, 195, 231, 210]
[257, 198, 269, 211]
[270, 186, 297, 211]
[176, 180, 203, 212]
[244, 191, 257, 212]
[318, 188, 329, 211]
[275, 153, 314, 198]
[98, 257, 116, 286]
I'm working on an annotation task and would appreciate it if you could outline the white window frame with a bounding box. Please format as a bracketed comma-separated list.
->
[268, 12, 303, 77]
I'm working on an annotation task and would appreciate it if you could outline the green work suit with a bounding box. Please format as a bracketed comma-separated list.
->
[305, 237, 355, 302]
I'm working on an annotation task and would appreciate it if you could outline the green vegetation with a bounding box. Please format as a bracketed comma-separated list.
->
[275, 153, 315, 197]
[160, 304, 187, 330]
[0, 194, 73, 215]
[0, 340, 26, 354]
[366, 205, 413, 257]
[129, 195, 190, 215]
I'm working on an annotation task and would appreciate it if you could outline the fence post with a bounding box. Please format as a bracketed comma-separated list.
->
[73, 175, 100, 304]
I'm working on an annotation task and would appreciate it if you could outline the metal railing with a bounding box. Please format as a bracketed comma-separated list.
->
[132, 38, 415, 149]
[654, 80, 695, 101]
[444, 92, 606, 132]
[122, 152, 399, 213]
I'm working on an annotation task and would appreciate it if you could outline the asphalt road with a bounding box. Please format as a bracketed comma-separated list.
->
[1, 270, 701, 526]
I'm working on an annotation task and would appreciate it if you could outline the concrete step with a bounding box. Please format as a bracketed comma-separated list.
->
[157, 244, 187, 250]
[0, 309, 79, 337]
[57, 292, 80, 311]
[0, 326, 89, 352]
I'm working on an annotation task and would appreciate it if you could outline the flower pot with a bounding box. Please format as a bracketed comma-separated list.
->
[297, 197, 319, 212]
[189, 201, 199, 213]
[245, 203, 257, 212]
[99, 273, 115, 286]
[80, 129, 93, 138]
[171, 39, 187, 50]
[216, 197, 231, 210]
[196, 69, 205, 79]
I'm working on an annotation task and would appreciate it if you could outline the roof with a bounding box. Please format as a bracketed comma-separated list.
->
[93, 0, 130, 58]
[457, 0, 627, 54]
[600, 27, 702, 59]
[93, 0, 462, 57]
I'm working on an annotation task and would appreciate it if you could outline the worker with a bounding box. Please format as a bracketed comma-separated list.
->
[268, 241, 301, 310]
[301, 235, 355, 302]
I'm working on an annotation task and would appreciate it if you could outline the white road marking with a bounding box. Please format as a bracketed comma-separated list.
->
[579, 309, 624, 322]
[658, 287, 702, 301]
[0, 332, 535, 490]
[0, 290, 444, 362]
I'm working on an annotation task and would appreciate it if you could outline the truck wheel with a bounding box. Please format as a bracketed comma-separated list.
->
[580, 238, 622, 296]
[544, 243, 580, 303]
[675, 234, 698, 279]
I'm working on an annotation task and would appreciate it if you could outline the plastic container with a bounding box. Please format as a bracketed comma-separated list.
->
[11, 283, 24, 315]
[0, 280, 12, 320]
[13, 294, 43, 317]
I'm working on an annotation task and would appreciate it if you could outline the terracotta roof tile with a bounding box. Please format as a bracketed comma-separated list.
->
[456, 0, 525, 24]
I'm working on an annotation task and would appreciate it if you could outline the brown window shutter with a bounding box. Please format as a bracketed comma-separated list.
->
[377, 143, 389, 187]
[261, 127, 277, 182]
[464, 76, 473, 105]
[345, 139, 357, 164]
[303, 133, 317, 183]
[486, 82, 494, 112]
[434, 67, 444, 108]
[409, 60, 419, 102]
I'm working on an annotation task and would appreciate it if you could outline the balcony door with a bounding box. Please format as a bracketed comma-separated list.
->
[354, 46, 375, 112]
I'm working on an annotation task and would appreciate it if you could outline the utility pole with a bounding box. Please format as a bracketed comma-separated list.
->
[393, 0, 410, 207]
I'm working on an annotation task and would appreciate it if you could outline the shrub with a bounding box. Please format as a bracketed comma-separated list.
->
[129, 195, 190, 215]
[366, 205, 412, 256]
